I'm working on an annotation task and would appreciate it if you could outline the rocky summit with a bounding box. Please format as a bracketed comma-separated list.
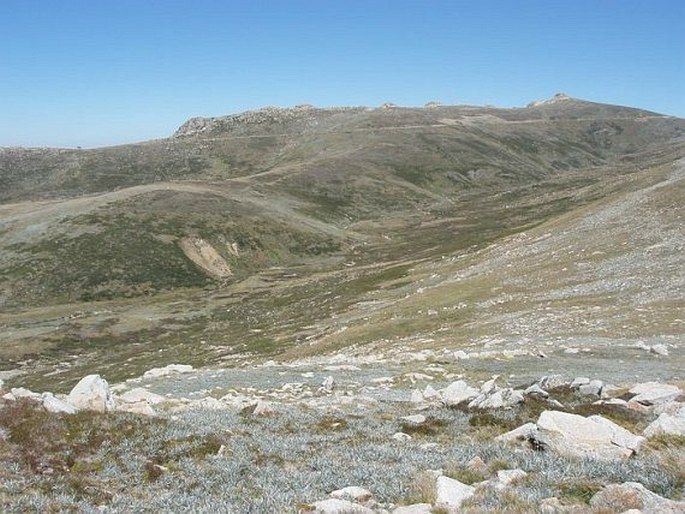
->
[0, 97, 684, 512]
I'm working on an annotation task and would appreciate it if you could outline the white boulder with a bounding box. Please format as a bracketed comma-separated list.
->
[67, 375, 115, 412]
[435, 476, 475, 511]
[629, 382, 681, 406]
[590, 482, 685, 513]
[440, 381, 478, 406]
[143, 364, 194, 378]
[118, 387, 166, 405]
[330, 486, 372, 502]
[493, 469, 528, 489]
[578, 379, 603, 396]
[401, 414, 426, 425]
[643, 405, 685, 437]
[392, 504, 433, 514]
[468, 388, 524, 410]
[312, 498, 374, 514]
[495, 422, 538, 444]
[41, 393, 78, 414]
[535, 410, 644, 461]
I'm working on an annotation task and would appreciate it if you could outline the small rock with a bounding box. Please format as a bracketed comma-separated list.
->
[495, 422, 538, 444]
[440, 381, 479, 406]
[410, 390, 424, 404]
[579, 379, 604, 396]
[435, 476, 475, 511]
[538, 375, 566, 389]
[330, 486, 372, 502]
[629, 382, 681, 406]
[423, 384, 439, 400]
[494, 469, 528, 488]
[320, 376, 335, 393]
[117, 402, 156, 416]
[41, 393, 77, 414]
[570, 377, 590, 388]
[643, 406, 685, 437]
[312, 498, 374, 514]
[524, 384, 549, 398]
[10, 387, 41, 400]
[650, 344, 669, 356]
[466, 456, 488, 474]
[391, 504, 433, 514]
[590, 482, 685, 513]
[468, 388, 524, 410]
[252, 400, 273, 416]
[600, 384, 624, 399]
[401, 414, 426, 425]
[453, 350, 469, 360]
[142, 364, 193, 378]
[392, 432, 412, 442]
[480, 376, 500, 394]
[118, 388, 166, 405]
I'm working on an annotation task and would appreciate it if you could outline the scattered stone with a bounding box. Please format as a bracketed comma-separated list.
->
[9, 387, 41, 400]
[579, 379, 604, 396]
[629, 382, 681, 406]
[435, 476, 475, 511]
[391, 504, 432, 514]
[563, 347, 579, 354]
[440, 381, 479, 406]
[320, 376, 335, 393]
[67, 375, 115, 413]
[117, 402, 156, 416]
[590, 482, 685, 513]
[600, 384, 624, 399]
[494, 469, 528, 488]
[392, 432, 412, 442]
[330, 486, 372, 502]
[535, 410, 644, 461]
[41, 393, 77, 414]
[410, 390, 424, 404]
[480, 376, 500, 394]
[118, 388, 166, 405]
[324, 365, 361, 371]
[468, 388, 524, 410]
[495, 422, 538, 444]
[524, 383, 549, 398]
[570, 377, 590, 388]
[401, 414, 426, 425]
[643, 406, 685, 437]
[312, 498, 374, 514]
[423, 384, 439, 401]
[252, 400, 273, 416]
[197, 397, 225, 410]
[453, 350, 469, 360]
[404, 373, 434, 383]
[466, 456, 488, 475]
[650, 344, 669, 356]
[538, 375, 566, 389]
[143, 364, 194, 378]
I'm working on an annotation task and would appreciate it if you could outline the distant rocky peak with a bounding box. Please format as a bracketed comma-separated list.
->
[173, 104, 365, 138]
[527, 92, 574, 108]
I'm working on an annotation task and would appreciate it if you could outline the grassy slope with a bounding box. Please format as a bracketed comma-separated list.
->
[0, 98, 684, 389]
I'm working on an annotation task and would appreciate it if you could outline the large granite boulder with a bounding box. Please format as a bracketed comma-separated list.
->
[67, 375, 115, 413]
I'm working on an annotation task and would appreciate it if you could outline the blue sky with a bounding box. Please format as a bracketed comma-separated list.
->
[1, 1, 683, 148]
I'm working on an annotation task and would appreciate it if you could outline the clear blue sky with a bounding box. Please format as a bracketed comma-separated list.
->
[1, 0, 683, 148]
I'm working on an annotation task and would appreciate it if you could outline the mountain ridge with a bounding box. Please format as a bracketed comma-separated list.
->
[0, 96, 683, 391]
